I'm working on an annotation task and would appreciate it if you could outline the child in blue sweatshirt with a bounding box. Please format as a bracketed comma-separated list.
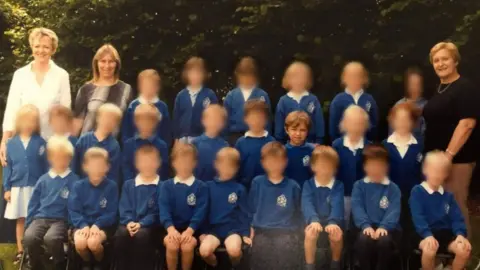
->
[115, 145, 161, 270]
[410, 151, 471, 270]
[68, 147, 119, 269]
[332, 105, 370, 227]
[173, 57, 218, 143]
[24, 136, 79, 270]
[3, 104, 48, 262]
[302, 146, 344, 270]
[329, 61, 378, 141]
[275, 61, 325, 144]
[351, 145, 401, 270]
[159, 143, 208, 270]
[284, 111, 315, 187]
[49, 105, 78, 168]
[249, 142, 302, 270]
[192, 104, 229, 181]
[235, 100, 275, 189]
[75, 103, 122, 184]
[199, 147, 250, 267]
[121, 69, 171, 146]
[122, 104, 169, 183]
[224, 57, 271, 145]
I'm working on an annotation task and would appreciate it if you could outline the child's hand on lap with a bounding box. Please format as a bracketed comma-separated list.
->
[423, 236, 439, 251]
[325, 224, 341, 237]
[130, 223, 141, 236]
[90, 225, 101, 237]
[309, 222, 323, 234]
[455, 235, 471, 252]
[375, 228, 388, 239]
[80, 226, 90, 238]
[363, 227, 375, 238]
[243, 236, 252, 246]
[181, 228, 194, 243]
[167, 227, 181, 243]
[127, 222, 136, 236]
[3, 191, 10, 202]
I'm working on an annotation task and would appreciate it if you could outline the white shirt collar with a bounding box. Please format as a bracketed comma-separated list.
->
[138, 96, 160, 104]
[314, 178, 335, 189]
[387, 133, 418, 146]
[343, 136, 364, 151]
[187, 86, 202, 95]
[421, 181, 444, 195]
[363, 177, 390, 185]
[48, 169, 71, 178]
[345, 89, 364, 103]
[173, 175, 195, 186]
[240, 86, 254, 93]
[135, 175, 160, 186]
[287, 91, 309, 102]
[244, 130, 269, 138]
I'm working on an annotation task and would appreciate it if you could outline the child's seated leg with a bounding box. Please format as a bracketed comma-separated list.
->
[87, 230, 106, 262]
[304, 227, 320, 268]
[448, 240, 471, 270]
[199, 234, 221, 266]
[131, 228, 156, 269]
[164, 234, 180, 270]
[24, 219, 50, 268]
[419, 237, 439, 270]
[224, 234, 243, 265]
[354, 232, 375, 270]
[376, 234, 395, 269]
[43, 221, 68, 268]
[74, 229, 90, 262]
[327, 226, 343, 269]
[113, 226, 131, 270]
[180, 235, 198, 270]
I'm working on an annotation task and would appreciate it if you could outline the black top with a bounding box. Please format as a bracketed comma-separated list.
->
[423, 77, 480, 163]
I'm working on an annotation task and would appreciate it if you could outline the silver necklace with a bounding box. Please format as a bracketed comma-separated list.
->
[437, 83, 452, 94]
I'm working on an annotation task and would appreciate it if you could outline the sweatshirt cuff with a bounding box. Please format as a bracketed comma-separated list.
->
[189, 223, 199, 231]
[454, 230, 467, 238]
[163, 221, 173, 230]
[309, 216, 321, 224]
[421, 231, 433, 239]
[361, 224, 372, 230]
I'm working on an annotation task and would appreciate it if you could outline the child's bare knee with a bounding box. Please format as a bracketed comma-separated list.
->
[328, 232, 343, 243]
[422, 248, 437, 258]
[199, 243, 214, 258]
[226, 245, 242, 258]
[75, 238, 88, 251]
[165, 240, 180, 253]
[181, 238, 197, 252]
[87, 237, 102, 251]
[305, 230, 319, 242]
[456, 249, 470, 260]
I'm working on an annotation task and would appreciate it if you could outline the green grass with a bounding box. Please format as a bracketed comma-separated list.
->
[0, 244, 18, 270]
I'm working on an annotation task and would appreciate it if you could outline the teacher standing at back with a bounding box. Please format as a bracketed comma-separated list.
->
[1, 27, 71, 166]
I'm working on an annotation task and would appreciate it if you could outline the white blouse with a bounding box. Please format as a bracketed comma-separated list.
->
[3, 60, 71, 139]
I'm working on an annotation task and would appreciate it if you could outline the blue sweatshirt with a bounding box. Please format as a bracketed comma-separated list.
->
[301, 178, 345, 227]
[119, 177, 160, 227]
[68, 178, 119, 229]
[351, 178, 401, 231]
[172, 87, 218, 139]
[223, 87, 272, 133]
[205, 179, 250, 238]
[74, 132, 121, 183]
[383, 136, 423, 194]
[274, 93, 325, 144]
[285, 142, 315, 187]
[249, 175, 301, 230]
[409, 183, 466, 238]
[329, 92, 378, 141]
[121, 98, 172, 146]
[158, 177, 208, 231]
[26, 170, 79, 226]
[192, 134, 229, 181]
[122, 135, 169, 182]
[235, 132, 275, 189]
[332, 137, 369, 196]
[3, 135, 48, 191]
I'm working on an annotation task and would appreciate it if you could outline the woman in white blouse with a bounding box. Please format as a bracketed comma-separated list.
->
[0, 27, 71, 166]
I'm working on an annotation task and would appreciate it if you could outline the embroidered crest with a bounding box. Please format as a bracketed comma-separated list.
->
[302, 155, 310, 166]
[259, 96, 266, 102]
[445, 203, 450, 214]
[148, 197, 155, 208]
[365, 102, 371, 112]
[326, 196, 331, 204]
[307, 102, 315, 113]
[379, 196, 389, 209]
[203, 98, 211, 108]
[417, 153, 423, 163]
[187, 193, 196, 206]
[277, 194, 287, 207]
[39, 145, 45, 155]
[99, 197, 107, 208]
[60, 187, 69, 199]
[228, 192, 238, 204]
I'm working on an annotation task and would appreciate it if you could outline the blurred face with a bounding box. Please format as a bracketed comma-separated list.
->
[343, 65, 365, 92]
[391, 109, 414, 135]
[406, 74, 423, 100]
[50, 116, 70, 135]
[343, 113, 368, 138]
[173, 154, 197, 177]
[97, 54, 117, 79]
[18, 113, 39, 135]
[31, 35, 54, 64]
[238, 74, 257, 89]
[289, 67, 309, 92]
[135, 152, 160, 177]
[432, 49, 457, 80]
[187, 68, 205, 87]
[262, 155, 287, 176]
[311, 159, 336, 180]
[423, 159, 449, 187]
[135, 115, 157, 136]
[244, 111, 267, 133]
[96, 112, 120, 134]
[286, 124, 308, 146]
[83, 157, 109, 182]
[48, 150, 72, 171]
[203, 110, 226, 136]
[139, 79, 160, 99]
[364, 160, 388, 182]
[215, 158, 238, 181]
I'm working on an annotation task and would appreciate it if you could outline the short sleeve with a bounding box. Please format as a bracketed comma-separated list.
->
[456, 80, 480, 120]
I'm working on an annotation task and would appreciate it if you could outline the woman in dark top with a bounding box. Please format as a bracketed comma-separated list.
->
[423, 42, 479, 236]
[73, 44, 132, 135]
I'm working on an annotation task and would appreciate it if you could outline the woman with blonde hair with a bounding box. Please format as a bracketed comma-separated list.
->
[73, 44, 132, 135]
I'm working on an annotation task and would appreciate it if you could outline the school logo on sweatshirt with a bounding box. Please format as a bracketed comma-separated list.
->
[445, 203, 450, 214]
[259, 96, 266, 102]
[277, 194, 287, 207]
[302, 155, 310, 166]
[379, 196, 389, 209]
[99, 197, 107, 208]
[203, 98, 211, 108]
[187, 193, 196, 206]
[326, 196, 331, 204]
[365, 102, 371, 112]
[307, 102, 315, 113]
[60, 187, 69, 199]
[39, 145, 45, 155]
[417, 153, 423, 163]
[228, 192, 238, 204]
[148, 198, 155, 208]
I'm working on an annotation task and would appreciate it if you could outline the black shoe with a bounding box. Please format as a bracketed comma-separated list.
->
[81, 262, 91, 270]
[92, 262, 102, 270]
